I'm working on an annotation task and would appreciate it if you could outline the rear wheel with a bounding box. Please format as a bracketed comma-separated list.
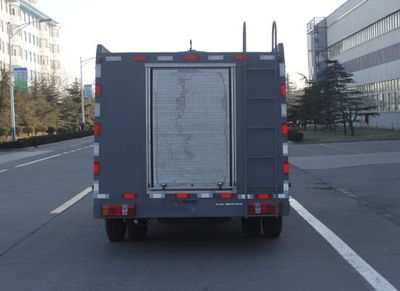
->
[241, 218, 261, 237]
[127, 219, 148, 241]
[262, 216, 282, 238]
[105, 219, 126, 242]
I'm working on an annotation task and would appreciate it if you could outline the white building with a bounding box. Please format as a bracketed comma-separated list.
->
[0, 0, 60, 83]
[308, 0, 400, 129]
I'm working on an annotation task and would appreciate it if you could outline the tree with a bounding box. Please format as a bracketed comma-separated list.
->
[320, 60, 377, 136]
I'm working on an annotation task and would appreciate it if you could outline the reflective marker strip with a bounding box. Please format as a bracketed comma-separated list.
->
[198, 193, 213, 198]
[94, 143, 100, 157]
[280, 63, 286, 77]
[93, 181, 99, 193]
[150, 193, 165, 199]
[95, 64, 101, 78]
[157, 56, 173, 61]
[277, 193, 288, 199]
[281, 103, 287, 118]
[105, 56, 122, 62]
[283, 143, 288, 156]
[208, 55, 224, 61]
[260, 55, 274, 60]
[238, 194, 254, 199]
[284, 181, 289, 194]
[95, 103, 100, 117]
[94, 193, 109, 199]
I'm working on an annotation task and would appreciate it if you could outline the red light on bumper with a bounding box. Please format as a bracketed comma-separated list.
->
[122, 193, 137, 200]
[282, 123, 288, 137]
[94, 122, 101, 137]
[102, 204, 135, 217]
[256, 193, 271, 200]
[95, 84, 102, 97]
[175, 193, 190, 199]
[93, 161, 100, 176]
[283, 161, 289, 176]
[218, 193, 234, 199]
[248, 203, 279, 215]
[280, 83, 286, 97]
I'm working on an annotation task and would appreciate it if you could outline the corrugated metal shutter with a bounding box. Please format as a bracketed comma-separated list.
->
[151, 68, 231, 189]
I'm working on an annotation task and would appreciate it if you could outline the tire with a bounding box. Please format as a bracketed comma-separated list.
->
[241, 218, 261, 237]
[127, 219, 148, 241]
[105, 219, 126, 242]
[262, 216, 282, 238]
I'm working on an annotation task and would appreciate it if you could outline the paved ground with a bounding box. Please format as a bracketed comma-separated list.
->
[0, 137, 399, 290]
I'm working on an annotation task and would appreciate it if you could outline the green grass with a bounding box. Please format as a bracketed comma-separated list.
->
[298, 127, 400, 143]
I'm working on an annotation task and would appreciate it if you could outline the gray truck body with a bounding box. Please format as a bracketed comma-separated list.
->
[93, 44, 290, 220]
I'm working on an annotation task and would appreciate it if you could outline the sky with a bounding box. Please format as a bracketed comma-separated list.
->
[37, 0, 347, 87]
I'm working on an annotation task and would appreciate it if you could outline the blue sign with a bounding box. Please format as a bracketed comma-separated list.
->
[14, 67, 28, 90]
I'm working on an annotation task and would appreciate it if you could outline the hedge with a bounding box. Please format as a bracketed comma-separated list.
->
[0, 130, 93, 149]
[288, 128, 304, 142]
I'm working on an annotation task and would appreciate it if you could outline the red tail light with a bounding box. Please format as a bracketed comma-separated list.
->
[102, 204, 135, 216]
[218, 192, 234, 199]
[280, 83, 286, 97]
[182, 55, 199, 62]
[233, 54, 248, 61]
[122, 193, 137, 200]
[94, 122, 101, 137]
[175, 193, 190, 199]
[248, 203, 279, 215]
[256, 193, 271, 200]
[282, 122, 288, 137]
[132, 55, 149, 62]
[95, 84, 102, 97]
[283, 161, 289, 176]
[93, 161, 100, 176]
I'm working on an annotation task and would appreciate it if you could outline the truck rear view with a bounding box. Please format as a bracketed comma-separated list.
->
[93, 22, 290, 241]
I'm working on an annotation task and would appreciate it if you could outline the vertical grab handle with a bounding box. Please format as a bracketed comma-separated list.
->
[272, 21, 277, 54]
[243, 21, 247, 53]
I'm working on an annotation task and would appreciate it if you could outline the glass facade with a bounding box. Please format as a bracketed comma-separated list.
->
[357, 78, 400, 112]
[328, 9, 400, 58]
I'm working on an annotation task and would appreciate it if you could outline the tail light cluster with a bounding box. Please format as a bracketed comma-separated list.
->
[102, 204, 135, 217]
[248, 203, 279, 215]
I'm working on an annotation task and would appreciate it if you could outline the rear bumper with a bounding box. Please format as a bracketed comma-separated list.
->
[93, 196, 290, 219]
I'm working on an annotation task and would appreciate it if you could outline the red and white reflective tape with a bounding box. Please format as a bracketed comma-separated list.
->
[283, 143, 288, 156]
[94, 143, 100, 157]
[94, 193, 109, 199]
[95, 103, 100, 117]
[260, 55, 275, 60]
[150, 193, 166, 199]
[157, 56, 173, 61]
[95, 64, 101, 78]
[105, 56, 122, 62]
[279, 63, 286, 77]
[208, 55, 224, 61]
[281, 103, 287, 118]
[284, 181, 289, 194]
[198, 193, 213, 198]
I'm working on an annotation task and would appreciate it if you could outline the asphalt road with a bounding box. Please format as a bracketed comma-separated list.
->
[0, 137, 399, 291]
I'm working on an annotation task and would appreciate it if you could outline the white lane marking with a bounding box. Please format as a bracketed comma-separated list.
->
[15, 154, 62, 168]
[50, 187, 92, 214]
[0, 169, 9, 173]
[62, 152, 69, 154]
[290, 198, 397, 291]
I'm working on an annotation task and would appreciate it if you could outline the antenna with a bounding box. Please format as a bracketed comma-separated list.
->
[190, 39, 192, 51]
[243, 21, 247, 53]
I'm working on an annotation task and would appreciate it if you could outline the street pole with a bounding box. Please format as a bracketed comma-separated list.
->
[80, 57, 95, 131]
[7, 22, 17, 141]
[7, 18, 52, 141]
[80, 57, 86, 129]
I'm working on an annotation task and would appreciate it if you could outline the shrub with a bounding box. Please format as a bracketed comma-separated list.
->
[47, 126, 55, 135]
[288, 128, 304, 142]
[23, 126, 33, 136]
[0, 126, 7, 138]
[0, 130, 93, 149]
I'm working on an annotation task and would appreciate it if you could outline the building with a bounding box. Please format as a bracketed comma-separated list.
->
[0, 0, 60, 83]
[308, 0, 400, 129]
